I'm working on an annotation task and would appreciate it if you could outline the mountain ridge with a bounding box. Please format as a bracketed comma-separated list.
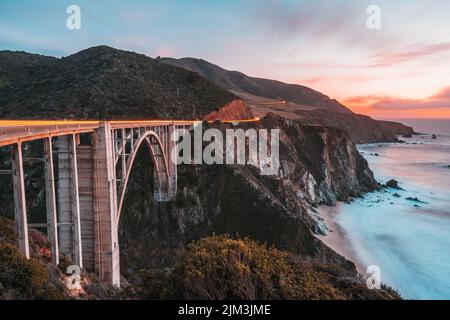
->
[159, 56, 414, 143]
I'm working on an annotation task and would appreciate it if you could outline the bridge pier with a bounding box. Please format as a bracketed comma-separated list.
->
[92, 123, 120, 287]
[77, 144, 95, 272]
[12, 143, 30, 259]
[57, 135, 83, 268]
[43, 137, 59, 265]
[168, 125, 177, 198]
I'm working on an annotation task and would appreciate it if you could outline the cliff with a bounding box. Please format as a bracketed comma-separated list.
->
[292, 109, 414, 143]
[378, 120, 414, 137]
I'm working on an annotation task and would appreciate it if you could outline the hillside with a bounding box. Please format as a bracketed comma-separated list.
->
[160, 57, 352, 114]
[0, 46, 242, 120]
[160, 57, 413, 143]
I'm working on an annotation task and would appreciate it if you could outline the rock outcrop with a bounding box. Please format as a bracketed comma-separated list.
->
[202, 99, 254, 121]
[378, 120, 415, 138]
[293, 110, 414, 144]
[386, 179, 401, 189]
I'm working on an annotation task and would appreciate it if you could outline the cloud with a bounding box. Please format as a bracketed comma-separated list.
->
[302, 74, 375, 85]
[251, 0, 360, 41]
[344, 86, 450, 111]
[276, 41, 450, 70]
[250, 1, 450, 71]
[370, 42, 450, 67]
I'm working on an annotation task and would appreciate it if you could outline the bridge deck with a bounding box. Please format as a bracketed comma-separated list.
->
[0, 118, 259, 147]
[0, 120, 197, 147]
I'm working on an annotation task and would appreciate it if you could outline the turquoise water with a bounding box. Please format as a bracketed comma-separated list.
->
[333, 119, 450, 300]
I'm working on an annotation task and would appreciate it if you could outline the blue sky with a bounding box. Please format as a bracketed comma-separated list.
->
[1, 0, 450, 117]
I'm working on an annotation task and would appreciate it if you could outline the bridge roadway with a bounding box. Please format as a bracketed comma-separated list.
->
[0, 117, 259, 287]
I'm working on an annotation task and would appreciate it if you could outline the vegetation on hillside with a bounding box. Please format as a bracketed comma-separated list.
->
[0, 243, 63, 299]
[138, 235, 401, 300]
[0, 46, 237, 120]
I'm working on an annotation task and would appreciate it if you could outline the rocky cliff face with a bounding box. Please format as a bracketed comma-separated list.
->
[378, 120, 414, 137]
[119, 114, 376, 279]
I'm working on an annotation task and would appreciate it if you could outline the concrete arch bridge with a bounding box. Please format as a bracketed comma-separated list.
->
[0, 120, 194, 286]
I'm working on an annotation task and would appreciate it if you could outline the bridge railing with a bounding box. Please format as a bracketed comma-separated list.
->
[0, 123, 100, 147]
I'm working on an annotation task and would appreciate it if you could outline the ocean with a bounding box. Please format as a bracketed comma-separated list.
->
[323, 119, 450, 299]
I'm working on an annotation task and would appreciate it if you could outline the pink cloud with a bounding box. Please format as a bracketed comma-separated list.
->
[370, 42, 450, 67]
[344, 86, 450, 111]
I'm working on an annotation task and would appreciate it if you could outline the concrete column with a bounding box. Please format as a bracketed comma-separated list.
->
[130, 128, 135, 153]
[77, 145, 95, 272]
[168, 125, 177, 198]
[148, 135, 168, 202]
[43, 137, 59, 265]
[92, 122, 120, 287]
[121, 128, 126, 182]
[57, 136, 73, 259]
[12, 143, 30, 258]
[56, 135, 83, 268]
[70, 134, 83, 269]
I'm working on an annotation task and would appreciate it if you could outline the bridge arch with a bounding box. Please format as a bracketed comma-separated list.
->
[116, 130, 170, 220]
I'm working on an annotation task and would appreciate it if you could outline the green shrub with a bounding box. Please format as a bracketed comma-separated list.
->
[140, 235, 344, 300]
[0, 243, 62, 299]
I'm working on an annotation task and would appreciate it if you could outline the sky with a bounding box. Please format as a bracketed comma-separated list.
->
[1, 0, 450, 119]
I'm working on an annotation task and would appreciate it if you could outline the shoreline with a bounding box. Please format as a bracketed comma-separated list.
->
[316, 204, 366, 275]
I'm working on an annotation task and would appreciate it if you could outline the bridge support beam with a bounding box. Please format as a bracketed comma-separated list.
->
[43, 137, 59, 265]
[92, 122, 120, 287]
[12, 143, 30, 259]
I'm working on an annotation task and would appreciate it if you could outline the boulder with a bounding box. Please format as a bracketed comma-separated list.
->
[385, 179, 403, 190]
[406, 197, 428, 204]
